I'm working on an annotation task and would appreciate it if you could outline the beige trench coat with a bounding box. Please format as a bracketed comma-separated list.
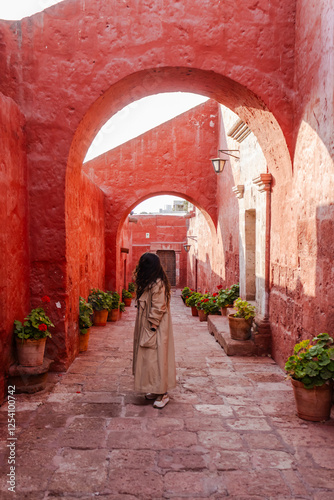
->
[132, 280, 176, 394]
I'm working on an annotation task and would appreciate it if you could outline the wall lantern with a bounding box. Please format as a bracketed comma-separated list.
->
[211, 150, 240, 173]
[183, 235, 197, 252]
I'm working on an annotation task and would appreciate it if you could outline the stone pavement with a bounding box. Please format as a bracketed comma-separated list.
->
[1, 289, 334, 499]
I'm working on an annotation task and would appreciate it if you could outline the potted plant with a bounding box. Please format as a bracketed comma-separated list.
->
[217, 283, 239, 316]
[196, 294, 211, 322]
[196, 294, 221, 321]
[119, 301, 125, 320]
[88, 288, 112, 326]
[122, 288, 133, 307]
[107, 291, 120, 322]
[128, 282, 136, 298]
[285, 333, 334, 421]
[181, 287, 192, 304]
[79, 297, 93, 352]
[14, 295, 54, 366]
[186, 292, 202, 316]
[208, 293, 221, 315]
[228, 298, 255, 340]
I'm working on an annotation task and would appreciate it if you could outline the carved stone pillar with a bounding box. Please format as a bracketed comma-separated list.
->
[252, 174, 272, 353]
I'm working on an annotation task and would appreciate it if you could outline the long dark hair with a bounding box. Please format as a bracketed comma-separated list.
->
[134, 253, 171, 304]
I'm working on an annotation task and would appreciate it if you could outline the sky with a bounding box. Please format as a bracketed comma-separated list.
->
[0, 2, 208, 213]
[0, 1, 63, 20]
[84, 93, 208, 162]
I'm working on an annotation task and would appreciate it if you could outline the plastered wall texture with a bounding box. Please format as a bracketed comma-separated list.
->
[269, 0, 334, 366]
[0, 93, 29, 400]
[0, 0, 333, 399]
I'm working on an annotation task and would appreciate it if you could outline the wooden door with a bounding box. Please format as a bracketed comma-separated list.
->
[157, 250, 176, 286]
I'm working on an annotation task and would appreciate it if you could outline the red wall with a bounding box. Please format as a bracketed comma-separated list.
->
[126, 214, 188, 288]
[0, 93, 29, 403]
[268, 0, 334, 366]
[48, 172, 106, 371]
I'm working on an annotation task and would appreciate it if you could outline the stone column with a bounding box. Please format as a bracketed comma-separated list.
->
[252, 174, 272, 354]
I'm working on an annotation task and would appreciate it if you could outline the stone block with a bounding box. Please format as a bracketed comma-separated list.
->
[207, 316, 257, 356]
[8, 358, 53, 393]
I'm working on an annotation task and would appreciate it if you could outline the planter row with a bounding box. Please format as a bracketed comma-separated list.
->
[16, 298, 133, 366]
[188, 301, 334, 422]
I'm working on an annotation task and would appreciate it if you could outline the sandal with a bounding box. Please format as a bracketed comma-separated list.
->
[153, 393, 169, 409]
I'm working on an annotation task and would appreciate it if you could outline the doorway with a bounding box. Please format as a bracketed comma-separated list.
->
[157, 250, 176, 286]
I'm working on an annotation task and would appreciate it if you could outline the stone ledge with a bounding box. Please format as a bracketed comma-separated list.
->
[8, 358, 53, 393]
[9, 357, 53, 376]
[207, 316, 257, 356]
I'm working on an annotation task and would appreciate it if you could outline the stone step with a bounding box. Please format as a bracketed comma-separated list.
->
[207, 315, 257, 356]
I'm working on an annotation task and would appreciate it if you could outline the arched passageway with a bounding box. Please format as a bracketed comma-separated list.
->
[63, 69, 292, 371]
[2, 0, 332, 394]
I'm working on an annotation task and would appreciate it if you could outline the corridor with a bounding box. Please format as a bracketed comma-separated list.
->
[1, 290, 334, 499]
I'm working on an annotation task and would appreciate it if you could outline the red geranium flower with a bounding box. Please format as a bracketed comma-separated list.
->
[42, 295, 50, 303]
[204, 298, 209, 302]
[38, 323, 47, 331]
[217, 285, 223, 290]
[213, 293, 218, 296]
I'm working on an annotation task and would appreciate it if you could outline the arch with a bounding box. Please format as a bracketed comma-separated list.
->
[67, 67, 292, 181]
[63, 68, 292, 370]
[118, 190, 217, 238]
[112, 190, 218, 293]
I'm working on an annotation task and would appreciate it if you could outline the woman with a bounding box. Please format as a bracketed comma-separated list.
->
[132, 252, 176, 408]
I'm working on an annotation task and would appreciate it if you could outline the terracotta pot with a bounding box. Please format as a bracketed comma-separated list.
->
[79, 329, 90, 352]
[291, 379, 333, 421]
[221, 306, 232, 316]
[228, 314, 252, 340]
[191, 306, 198, 317]
[16, 337, 46, 367]
[93, 309, 108, 326]
[124, 298, 132, 307]
[108, 309, 119, 322]
[198, 309, 208, 322]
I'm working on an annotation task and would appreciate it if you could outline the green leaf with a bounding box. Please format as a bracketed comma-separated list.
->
[327, 361, 334, 372]
[305, 362, 319, 376]
[318, 353, 330, 366]
[309, 345, 321, 356]
[294, 340, 310, 354]
[320, 369, 333, 380]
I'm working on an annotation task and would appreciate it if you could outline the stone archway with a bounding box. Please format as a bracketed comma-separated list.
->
[114, 188, 219, 294]
[62, 69, 292, 370]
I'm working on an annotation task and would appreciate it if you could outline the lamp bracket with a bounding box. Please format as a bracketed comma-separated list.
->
[218, 149, 240, 160]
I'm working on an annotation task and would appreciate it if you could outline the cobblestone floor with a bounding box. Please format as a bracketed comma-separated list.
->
[1, 289, 334, 499]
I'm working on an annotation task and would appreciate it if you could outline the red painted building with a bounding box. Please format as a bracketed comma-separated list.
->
[125, 214, 188, 289]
